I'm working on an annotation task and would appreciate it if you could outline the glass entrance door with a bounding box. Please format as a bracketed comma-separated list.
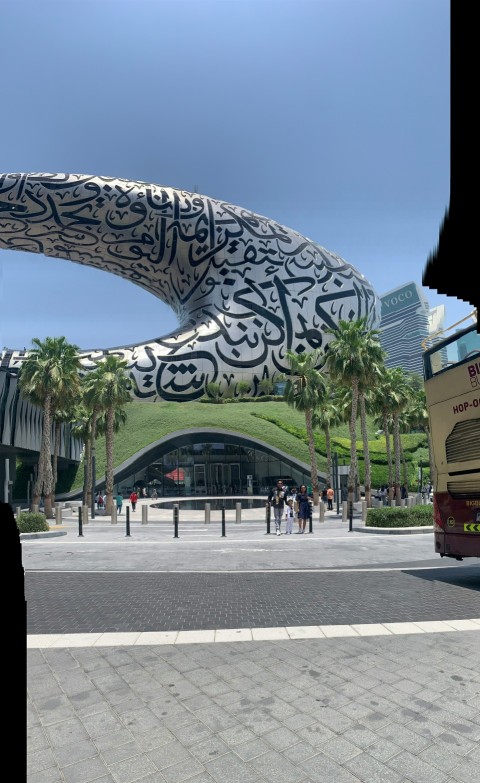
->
[210, 463, 241, 494]
[194, 464, 206, 494]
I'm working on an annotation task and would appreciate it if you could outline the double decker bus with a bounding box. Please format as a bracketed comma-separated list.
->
[422, 312, 480, 559]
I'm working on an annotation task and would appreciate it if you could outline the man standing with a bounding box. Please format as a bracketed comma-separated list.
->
[326, 485, 334, 510]
[129, 490, 138, 511]
[268, 479, 287, 535]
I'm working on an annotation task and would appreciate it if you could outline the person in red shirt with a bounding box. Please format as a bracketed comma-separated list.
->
[129, 490, 138, 511]
[326, 485, 334, 510]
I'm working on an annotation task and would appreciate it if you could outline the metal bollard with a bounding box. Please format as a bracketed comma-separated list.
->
[55, 503, 62, 525]
[308, 510, 313, 534]
[361, 500, 367, 522]
[142, 504, 148, 525]
[342, 501, 348, 523]
[78, 505, 83, 537]
[265, 502, 271, 534]
[111, 504, 117, 524]
[82, 505, 89, 525]
[205, 502, 211, 524]
[173, 504, 179, 538]
[126, 506, 131, 537]
[348, 501, 353, 532]
[16, 506, 21, 521]
[221, 505, 226, 537]
[235, 502, 241, 524]
[319, 502, 325, 523]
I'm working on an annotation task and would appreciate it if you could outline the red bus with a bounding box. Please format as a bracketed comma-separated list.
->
[423, 314, 480, 560]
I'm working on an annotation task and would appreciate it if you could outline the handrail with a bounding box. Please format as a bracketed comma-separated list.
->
[421, 309, 477, 351]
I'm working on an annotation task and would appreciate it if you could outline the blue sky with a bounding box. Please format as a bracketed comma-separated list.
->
[1, 0, 470, 351]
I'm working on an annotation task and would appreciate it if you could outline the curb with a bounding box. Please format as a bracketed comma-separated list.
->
[20, 530, 68, 540]
[358, 526, 433, 535]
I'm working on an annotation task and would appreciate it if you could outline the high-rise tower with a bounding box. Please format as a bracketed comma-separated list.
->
[379, 282, 431, 375]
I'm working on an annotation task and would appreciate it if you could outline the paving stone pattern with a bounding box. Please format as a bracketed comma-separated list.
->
[26, 567, 480, 634]
[28, 632, 480, 783]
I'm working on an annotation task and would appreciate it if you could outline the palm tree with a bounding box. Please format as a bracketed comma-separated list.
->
[388, 368, 412, 503]
[70, 405, 93, 506]
[96, 407, 128, 444]
[312, 381, 342, 488]
[51, 399, 78, 503]
[18, 336, 80, 518]
[370, 368, 400, 502]
[82, 371, 107, 509]
[405, 388, 435, 486]
[282, 348, 327, 505]
[358, 357, 385, 506]
[86, 356, 132, 513]
[358, 389, 372, 505]
[324, 318, 384, 508]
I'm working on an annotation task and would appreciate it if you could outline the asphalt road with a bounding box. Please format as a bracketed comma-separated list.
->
[24, 521, 480, 635]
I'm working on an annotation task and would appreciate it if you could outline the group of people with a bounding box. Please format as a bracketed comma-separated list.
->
[267, 480, 314, 536]
[96, 489, 143, 514]
[375, 485, 409, 504]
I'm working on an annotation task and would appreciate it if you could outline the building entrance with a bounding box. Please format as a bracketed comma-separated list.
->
[116, 437, 315, 499]
[210, 463, 241, 495]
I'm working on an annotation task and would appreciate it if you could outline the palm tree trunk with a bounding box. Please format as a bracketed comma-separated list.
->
[87, 413, 98, 509]
[359, 394, 372, 507]
[383, 412, 394, 504]
[393, 414, 402, 504]
[400, 439, 408, 490]
[83, 436, 92, 505]
[305, 408, 319, 505]
[105, 407, 115, 514]
[325, 425, 332, 486]
[34, 393, 54, 518]
[348, 380, 359, 506]
[52, 420, 61, 506]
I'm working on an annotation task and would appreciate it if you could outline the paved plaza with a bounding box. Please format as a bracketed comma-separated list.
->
[25, 501, 480, 783]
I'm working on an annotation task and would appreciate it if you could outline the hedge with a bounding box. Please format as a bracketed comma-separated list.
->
[16, 511, 49, 533]
[366, 505, 433, 528]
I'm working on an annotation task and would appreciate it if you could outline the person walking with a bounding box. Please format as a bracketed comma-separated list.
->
[326, 485, 334, 511]
[115, 493, 123, 514]
[296, 484, 310, 533]
[268, 479, 286, 535]
[129, 490, 138, 511]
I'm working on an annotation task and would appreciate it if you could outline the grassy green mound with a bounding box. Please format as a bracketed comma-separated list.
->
[20, 400, 429, 496]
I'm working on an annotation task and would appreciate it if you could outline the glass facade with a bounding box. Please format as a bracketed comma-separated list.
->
[379, 282, 430, 375]
[115, 435, 313, 498]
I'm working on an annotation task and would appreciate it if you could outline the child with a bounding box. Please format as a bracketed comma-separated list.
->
[284, 498, 295, 534]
